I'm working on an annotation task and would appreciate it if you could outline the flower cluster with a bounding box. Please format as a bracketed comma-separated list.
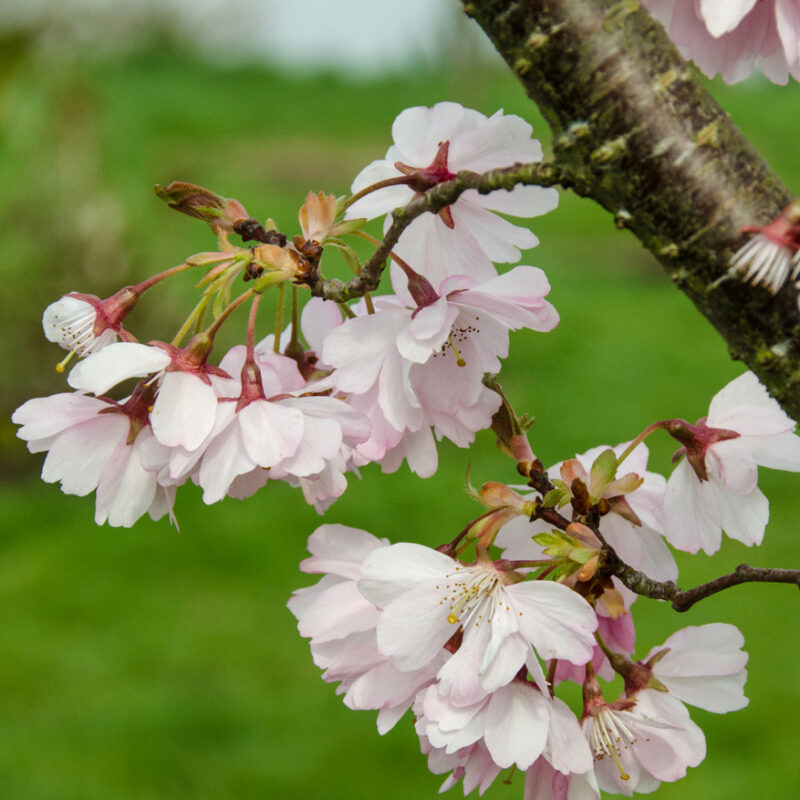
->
[290, 522, 749, 798]
[13, 103, 559, 524]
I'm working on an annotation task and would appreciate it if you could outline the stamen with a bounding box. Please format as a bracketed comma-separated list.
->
[448, 335, 466, 367]
[55, 350, 76, 373]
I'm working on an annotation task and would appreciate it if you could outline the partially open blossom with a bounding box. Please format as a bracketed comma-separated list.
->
[645, 0, 800, 83]
[663, 370, 800, 554]
[582, 679, 706, 796]
[43, 287, 139, 364]
[730, 199, 800, 293]
[346, 102, 558, 288]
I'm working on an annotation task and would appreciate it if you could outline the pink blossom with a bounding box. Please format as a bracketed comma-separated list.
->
[346, 102, 558, 287]
[416, 680, 593, 773]
[730, 200, 800, 293]
[42, 287, 139, 361]
[12, 389, 177, 527]
[663, 371, 800, 554]
[288, 525, 441, 733]
[67, 340, 235, 452]
[645, 0, 800, 83]
[322, 266, 558, 477]
[644, 623, 748, 713]
[583, 689, 706, 795]
[358, 543, 597, 705]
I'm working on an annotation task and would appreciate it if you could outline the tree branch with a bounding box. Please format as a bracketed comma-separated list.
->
[604, 553, 800, 611]
[461, 0, 800, 422]
[309, 160, 571, 302]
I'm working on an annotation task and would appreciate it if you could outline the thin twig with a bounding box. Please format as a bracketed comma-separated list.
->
[603, 552, 800, 612]
[310, 160, 573, 301]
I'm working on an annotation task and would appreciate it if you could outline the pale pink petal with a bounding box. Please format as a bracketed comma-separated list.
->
[95, 432, 158, 527]
[663, 460, 722, 554]
[483, 683, 549, 769]
[239, 400, 304, 466]
[150, 371, 218, 450]
[717, 481, 768, 547]
[699, 0, 759, 37]
[41, 415, 128, 495]
[12, 393, 110, 441]
[67, 342, 170, 394]
[301, 524, 387, 578]
[359, 542, 454, 607]
[510, 581, 596, 664]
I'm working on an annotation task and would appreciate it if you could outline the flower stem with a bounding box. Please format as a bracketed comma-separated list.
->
[132, 260, 208, 295]
[342, 175, 411, 211]
[273, 282, 285, 354]
[615, 420, 672, 467]
[205, 289, 256, 340]
[246, 293, 262, 360]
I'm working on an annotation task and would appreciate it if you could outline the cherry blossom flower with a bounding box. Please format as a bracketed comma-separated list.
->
[358, 543, 597, 705]
[642, 623, 748, 713]
[12, 386, 177, 527]
[288, 525, 442, 733]
[663, 371, 800, 554]
[322, 266, 558, 478]
[416, 680, 593, 773]
[582, 686, 706, 796]
[42, 287, 139, 365]
[730, 200, 800, 293]
[346, 102, 558, 287]
[644, 0, 800, 83]
[67, 339, 234, 452]
[139, 345, 369, 510]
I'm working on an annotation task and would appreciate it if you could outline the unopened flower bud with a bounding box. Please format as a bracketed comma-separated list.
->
[154, 181, 227, 222]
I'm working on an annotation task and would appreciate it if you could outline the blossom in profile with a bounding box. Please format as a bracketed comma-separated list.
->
[642, 623, 748, 713]
[582, 680, 706, 795]
[43, 287, 140, 366]
[288, 525, 442, 733]
[346, 102, 558, 287]
[730, 199, 800, 293]
[644, 0, 800, 84]
[663, 371, 800, 554]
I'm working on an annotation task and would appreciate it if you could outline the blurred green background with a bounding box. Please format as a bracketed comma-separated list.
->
[1, 6, 800, 799]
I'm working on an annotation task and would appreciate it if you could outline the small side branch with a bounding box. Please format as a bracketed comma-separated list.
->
[605, 554, 800, 612]
[310, 160, 574, 302]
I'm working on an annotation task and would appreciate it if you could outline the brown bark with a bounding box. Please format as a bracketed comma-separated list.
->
[461, 0, 800, 421]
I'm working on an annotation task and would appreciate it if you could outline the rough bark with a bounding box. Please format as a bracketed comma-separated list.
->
[461, 0, 800, 421]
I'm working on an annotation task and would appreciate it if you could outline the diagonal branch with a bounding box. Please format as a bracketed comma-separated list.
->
[460, 0, 800, 423]
[309, 160, 573, 302]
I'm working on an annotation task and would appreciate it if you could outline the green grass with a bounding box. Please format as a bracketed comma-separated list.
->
[1, 41, 800, 800]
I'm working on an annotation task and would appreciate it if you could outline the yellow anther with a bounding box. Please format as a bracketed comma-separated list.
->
[447, 613, 459, 624]
[447, 335, 466, 367]
[55, 351, 76, 373]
